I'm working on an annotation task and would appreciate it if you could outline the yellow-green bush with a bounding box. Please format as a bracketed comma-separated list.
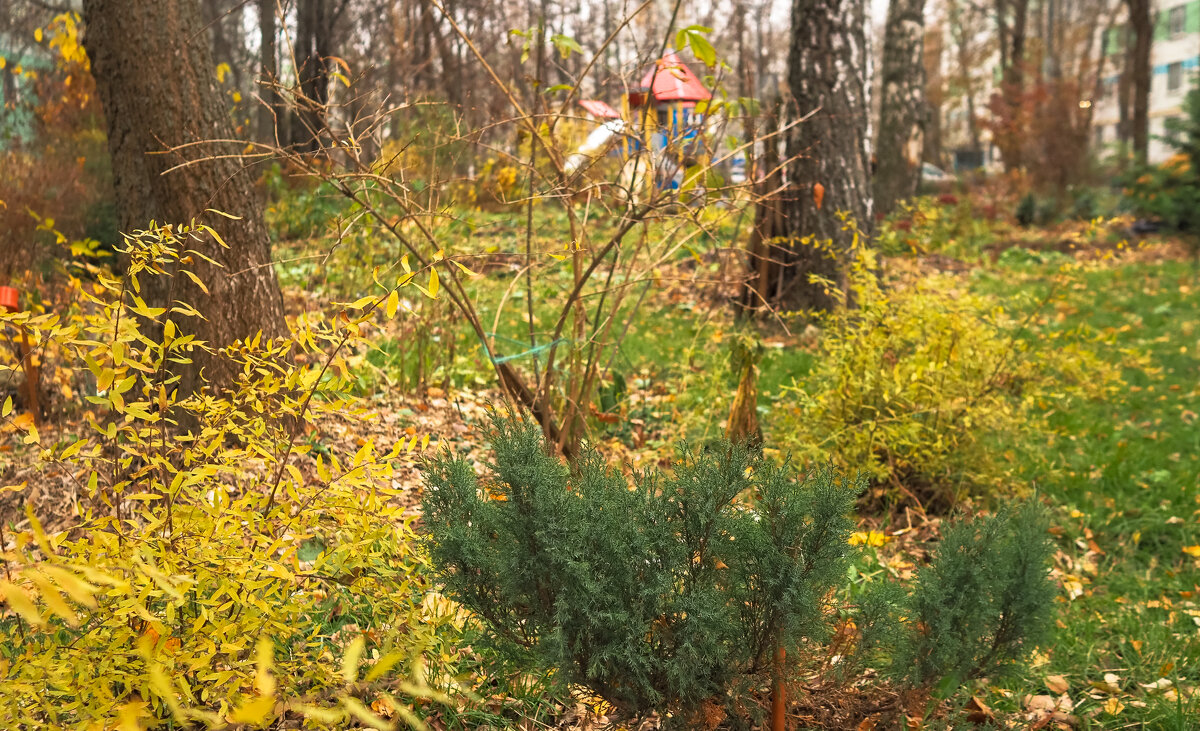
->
[875, 195, 999, 259]
[0, 223, 463, 729]
[774, 249, 1121, 508]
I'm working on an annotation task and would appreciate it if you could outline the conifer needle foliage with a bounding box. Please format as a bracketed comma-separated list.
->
[422, 419, 1060, 724]
[897, 501, 1058, 689]
[423, 418, 862, 718]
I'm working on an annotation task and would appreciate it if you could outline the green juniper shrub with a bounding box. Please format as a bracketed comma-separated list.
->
[1015, 191, 1037, 227]
[1125, 79, 1200, 261]
[422, 417, 861, 721]
[1035, 196, 1060, 226]
[422, 420, 1060, 725]
[894, 501, 1056, 691]
[1070, 187, 1098, 221]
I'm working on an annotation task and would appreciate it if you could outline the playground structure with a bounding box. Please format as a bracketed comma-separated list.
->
[567, 52, 718, 195]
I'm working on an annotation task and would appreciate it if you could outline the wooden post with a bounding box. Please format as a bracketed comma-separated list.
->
[772, 643, 786, 731]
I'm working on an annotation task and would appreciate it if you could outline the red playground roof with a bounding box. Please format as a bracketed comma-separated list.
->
[637, 52, 712, 103]
[579, 99, 621, 119]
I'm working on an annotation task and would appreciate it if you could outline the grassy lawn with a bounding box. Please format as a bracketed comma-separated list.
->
[537, 248, 1200, 726]
[977, 257, 1200, 727]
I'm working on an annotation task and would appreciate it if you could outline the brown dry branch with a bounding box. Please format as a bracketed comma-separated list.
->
[164, 0, 798, 458]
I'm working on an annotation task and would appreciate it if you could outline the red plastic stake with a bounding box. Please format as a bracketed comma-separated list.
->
[0, 287, 41, 429]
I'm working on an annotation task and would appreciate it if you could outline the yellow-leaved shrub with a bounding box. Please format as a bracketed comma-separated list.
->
[0, 222, 464, 729]
[775, 247, 1122, 509]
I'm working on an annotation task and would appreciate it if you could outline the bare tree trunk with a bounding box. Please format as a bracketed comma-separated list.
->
[1126, 0, 1152, 162]
[742, 0, 872, 313]
[996, 0, 1029, 170]
[257, 0, 282, 143]
[83, 0, 288, 394]
[291, 0, 349, 151]
[1118, 33, 1132, 145]
[947, 0, 982, 154]
[924, 21, 945, 164]
[740, 101, 785, 312]
[875, 0, 927, 216]
[204, 0, 246, 93]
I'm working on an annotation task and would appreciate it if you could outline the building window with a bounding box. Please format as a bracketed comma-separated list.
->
[1168, 61, 1184, 92]
[1169, 5, 1186, 37]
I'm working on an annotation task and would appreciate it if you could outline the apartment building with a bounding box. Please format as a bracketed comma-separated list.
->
[0, 33, 52, 146]
[1092, 0, 1200, 162]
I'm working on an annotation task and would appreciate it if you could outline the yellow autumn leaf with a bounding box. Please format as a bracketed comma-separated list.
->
[1182, 545, 1200, 557]
[228, 695, 274, 725]
[342, 635, 365, 684]
[1103, 697, 1124, 715]
[0, 580, 44, 627]
[386, 290, 399, 320]
[117, 701, 150, 731]
[341, 696, 391, 730]
[34, 28, 43, 42]
[849, 531, 890, 547]
[40, 565, 98, 608]
[451, 259, 478, 277]
[204, 208, 242, 220]
[29, 575, 77, 627]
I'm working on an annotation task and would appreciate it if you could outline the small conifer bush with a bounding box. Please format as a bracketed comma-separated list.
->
[896, 501, 1057, 689]
[422, 420, 1060, 724]
[423, 418, 862, 718]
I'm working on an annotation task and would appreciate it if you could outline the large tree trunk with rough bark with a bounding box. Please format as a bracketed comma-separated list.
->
[875, 0, 927, 216]
[1126, 0, 1152, 162]
[82, 0, 287, 394]
[743, 0, 872, 312]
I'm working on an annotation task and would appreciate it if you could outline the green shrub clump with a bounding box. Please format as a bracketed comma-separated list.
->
[899, 502, 1057, 688]
[424, 417, 860, 718]
[1015, 191, 1037, 227]
[1125, 80, 1200, 259]
[422, 419, 1059, 724]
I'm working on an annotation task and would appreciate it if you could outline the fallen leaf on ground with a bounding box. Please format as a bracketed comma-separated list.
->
[1045, 674, 1069, 694]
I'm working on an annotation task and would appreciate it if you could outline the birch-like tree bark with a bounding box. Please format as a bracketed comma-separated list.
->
[743, 0, 873, 312]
